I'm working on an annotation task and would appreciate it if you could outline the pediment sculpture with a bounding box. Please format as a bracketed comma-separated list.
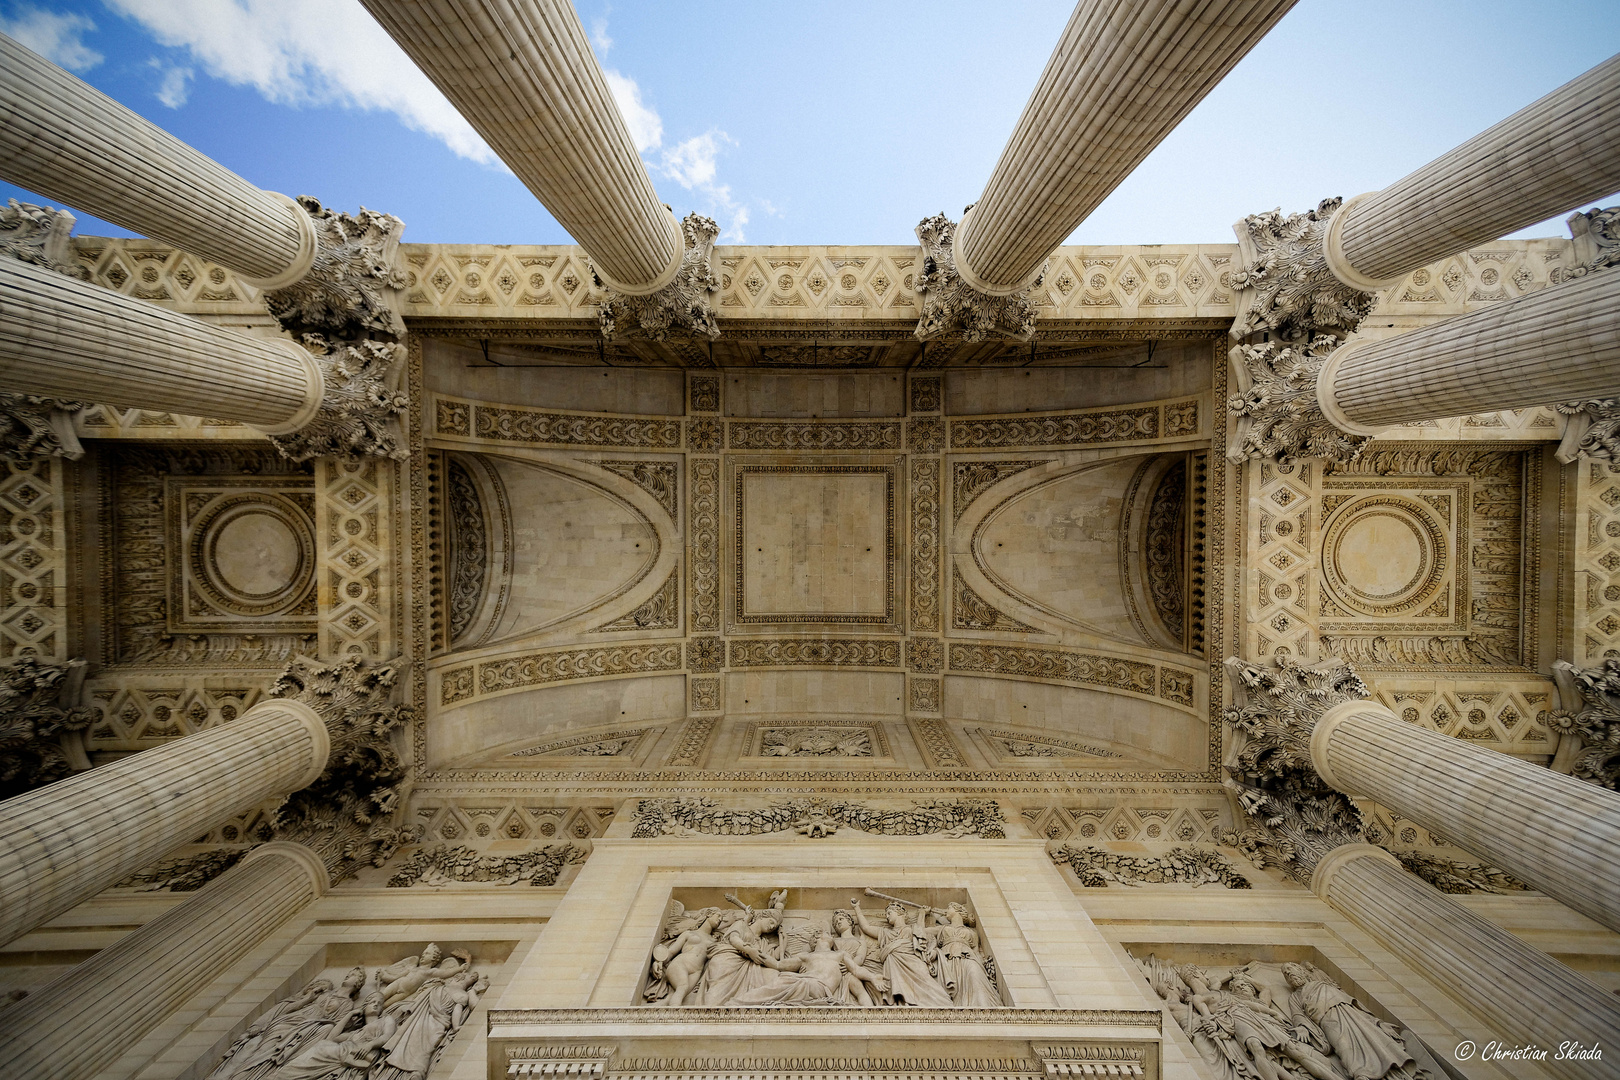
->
[642, 888, 1003, 1007]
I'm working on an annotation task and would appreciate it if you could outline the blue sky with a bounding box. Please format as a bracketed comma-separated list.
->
[3, 0, 1618, 247]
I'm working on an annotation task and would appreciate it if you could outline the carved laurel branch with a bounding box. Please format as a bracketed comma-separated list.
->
[1221, 655, 1371, 882]
[1047, 841, 1251, 889]
[1226, 336, 1369, 464]
[268, 337, 410, 462]
[264, 196, 408, 339]
[598, 213, 722, 342]
[912, 213, 1043, 343]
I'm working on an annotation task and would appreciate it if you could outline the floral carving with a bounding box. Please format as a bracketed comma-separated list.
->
[268, 338, 410, 462]
[0, 657, 94, 799]
[599, 213, 722, 341]
[1555, 205, 1620, 282]
[263, 197, 408, 339]
[912, 214, 1043, 342]
[1228, 337, 1369, 464]
[1555, 399, 1620, 465]
[1223, 655, 1370, 883]
[1230, 199, 1375, 341]
[632, 797, 1005, 839]
[0, 395, 85, 462]
[445, 458, 487, 644]
[0, 199, 89, 280]
[1550, 658, 1620, 789]
[1048, 842, 1251, 888]
[385, 842, 588, 887]
[1392, 851, 1528, 894]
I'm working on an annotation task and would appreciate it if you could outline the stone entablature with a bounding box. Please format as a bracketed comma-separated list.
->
[66, 237, 1572, 328]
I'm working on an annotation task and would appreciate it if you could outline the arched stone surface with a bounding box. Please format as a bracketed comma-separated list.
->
[971, 457, 1150, 643]
[429, 674, 686, 769]
[947, 675, 1206, 771]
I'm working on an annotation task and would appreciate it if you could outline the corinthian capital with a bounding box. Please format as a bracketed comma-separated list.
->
[267, 337, 409, 462]
[263, 197, 408, 339]
[1231, 198, 1376, 340]
[0, 657, 94, 799]
[1226, 337, 1369, 464]
[1557, 205, 1620, 283]
[912, 213, 1044, 343]
[598, 212, 721, 342]
[1550, 659, 1620, 790]
[0, 199, 89, 281]
[266, 656, 420, 882]
[1222, 655, 1370, 884]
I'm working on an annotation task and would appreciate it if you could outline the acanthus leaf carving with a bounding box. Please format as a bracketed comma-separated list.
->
[1392, 850, 1528, 895]
[0, 656, 94, 799]
[598, 213, 722, 342]
[263, 196, 408, 339]
[913, 214, 1043, 343]
[1230, 199, 1375, 341]
[0, 394, 85, 462]
[631, 797, 1005, 839]
[1554, 204, 1620, 283]
[1227, 337, 1369, 465]
[0, 199, 89, 280]
[267, 337, 410, 462]
[1222, 655, 1370, 884]
[1554, 399, 1620, 465]
[1551, 658, 1620, 790]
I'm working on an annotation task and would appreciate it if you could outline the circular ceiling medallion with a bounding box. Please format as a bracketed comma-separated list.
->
[190, 495, 315, 617]
[1321, 496, 1447, 616]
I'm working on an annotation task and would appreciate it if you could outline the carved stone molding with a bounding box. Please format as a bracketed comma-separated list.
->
[1222, 655, 1370, 883]
[631, 797, 1006, 838]
[0, 199, 89, 280]
[1392, 850, 1528, 895]
[0, 656, 93, 799]
[1551, 658, 1620, 790]
[1230, 199, 1376, 341]
[267, 338, 410, 462]
[0, 395, 85, 462]
[1555, 399, 1620, 464]
[441, 644, 684, 706]
[435, 397, 683, 448]
[1047, 841, 1251, 888]
[913, 213, 1044, 342]
[385, 841, 588, 887]
[1227, 337, 1368, 464]
[599, 213, 722, 342]
[1554, 205, 1620, 283]
[263, 196, 407, 339]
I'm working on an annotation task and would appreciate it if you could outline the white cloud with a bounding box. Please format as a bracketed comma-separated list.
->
[148, 58, 192, 108]
[590, 17, 612, 53]
[602, 69, 661, 153]
[103, 0, 498, 165]
[0, 4, 102, 70]
[661, 132, 724, 189]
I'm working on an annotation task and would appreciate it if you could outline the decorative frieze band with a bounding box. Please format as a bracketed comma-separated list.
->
[440, 644, 683, 706]
[434, 397, 682, 449]
[948, 398, 1199, 450]
[727, 420, 901, 450]
[949, 643, 1195, 710]
[727, 638, 902, 668]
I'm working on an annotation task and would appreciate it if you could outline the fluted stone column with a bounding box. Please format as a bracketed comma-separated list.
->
[0, 33, 315, 288]
[0, 257, 323, 434]
[0, 699, 327, 947]
[1312, 700, 1620, 933]
[0, 843, 328, 1080]
[1316, 267, 1620, 434]
[952, 0, 1296, 294]
[358, 0, 681, 294]
[1314, 847, 1620, 1080]
[1325, 54, 1620, 290]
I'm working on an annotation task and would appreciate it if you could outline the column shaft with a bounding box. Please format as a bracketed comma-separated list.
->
[0, 844, 325, 1080]
[0, 34, 310, 285]
[1313, 704, 1620, 932]
[0, 258, 322, 433]
[954, 0, 1296, 292]
[0, 700, 326, 947]
[1335, 54, 1620, 285]
[1322, 267, 1620, 430]
[1318, 851, 1620, 1080]
[359, 0, 681, 291]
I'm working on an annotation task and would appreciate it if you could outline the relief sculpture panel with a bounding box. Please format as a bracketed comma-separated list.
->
[643, 888, 1001, 1008]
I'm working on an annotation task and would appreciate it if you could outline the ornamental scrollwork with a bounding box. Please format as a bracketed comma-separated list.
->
[0, 199, 89, 280]
[0, 657, 94, 799]
[1227, 337, 1369, 464]
[264, 197, 408, 339]
[1230, 198, 1375, 341]
[631, 797, 1006, 839]
[267, 337, 410, 462]
[1550, 658, 1620, 790]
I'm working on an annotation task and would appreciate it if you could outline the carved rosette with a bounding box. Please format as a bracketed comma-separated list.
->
[0, 656, 94, 799]
[0, 199, 89, 280]
[266, 656, 421, 881]
[912, 214, 1043, 343]
[1227, 337, 1369, 464]
[598, 213, 722, 342]
[1231, 199, 1375, 341]
[1222, 655, 1370, 884]
[267, 338, 410, 462]
[1550, 659, 1620, 790]
[264, 196, 408, 339]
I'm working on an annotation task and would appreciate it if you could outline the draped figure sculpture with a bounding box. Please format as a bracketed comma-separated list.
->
[848, 898, 955, 1007]
[1282, 964, 1421, 1080]
[928, 903, 1001, 1007]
